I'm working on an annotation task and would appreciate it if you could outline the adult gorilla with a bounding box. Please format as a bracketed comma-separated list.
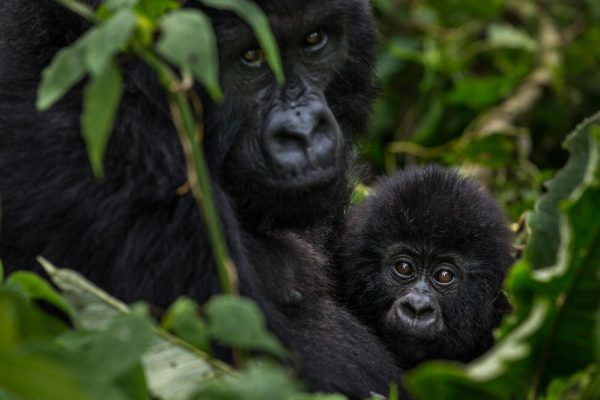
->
[0, 0, 401, 397]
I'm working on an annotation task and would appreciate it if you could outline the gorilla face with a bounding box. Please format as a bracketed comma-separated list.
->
[202, 0, 377, 227]
[337, 166, 514, 367]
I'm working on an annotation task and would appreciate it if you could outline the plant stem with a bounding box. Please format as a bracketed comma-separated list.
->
[171, 92, 239, 296]
[137, 49, 238, 296]
[54, 0, 102, 23]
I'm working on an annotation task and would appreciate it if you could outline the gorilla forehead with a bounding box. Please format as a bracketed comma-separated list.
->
[251, 0, 370, 19]
[208, 0, 371, 40]
[355, 166, 510, 254]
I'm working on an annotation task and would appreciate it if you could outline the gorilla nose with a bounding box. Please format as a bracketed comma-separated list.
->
[263, 102, 339, 175]
[399, 295, 435, 322]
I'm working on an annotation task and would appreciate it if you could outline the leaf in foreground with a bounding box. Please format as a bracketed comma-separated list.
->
[82, 63, 123, 178]
[157, 9, 223, 100]
[205, 295, 288, 359]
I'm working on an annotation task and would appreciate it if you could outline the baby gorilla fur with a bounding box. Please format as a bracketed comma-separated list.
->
[336, 165, 513, 368]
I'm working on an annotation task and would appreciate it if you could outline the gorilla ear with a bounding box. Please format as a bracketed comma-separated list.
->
[492, 290, 513, 326]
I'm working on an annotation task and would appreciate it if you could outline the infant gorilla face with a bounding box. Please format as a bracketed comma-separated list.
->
[383, 246, 462, 340]
[380, 243, 486, 364]
[337, 165, 514, 367]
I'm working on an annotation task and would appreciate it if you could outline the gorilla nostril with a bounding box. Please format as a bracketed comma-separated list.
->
[400, 300, 435, 321]
[400, 301, 417, 319]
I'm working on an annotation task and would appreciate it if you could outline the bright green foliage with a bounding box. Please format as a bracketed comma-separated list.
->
[157, 10, 223, 100]
[36, 42, 87, 111]
[406, 113, 600, 400]
[526, 112, 600, 269]
[162, 297, 211, 353]
[199, 0, 285, 84]
[0, 280, 155, 400]
[5, 271, 75, 319]
[82, 63, 123, 178]
[205, 296, 288, 360]
[190, 361, 302, 400]
[84, 9, 137, 75]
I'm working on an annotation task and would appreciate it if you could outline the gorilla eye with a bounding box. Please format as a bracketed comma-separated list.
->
[241, 48, 266, 68]
[434, 269, 454, 285]
[393, 261, 414, 278]
[303, 30, 328, 51]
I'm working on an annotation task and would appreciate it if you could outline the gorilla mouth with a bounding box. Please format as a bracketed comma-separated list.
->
[266, 165, 338, 193]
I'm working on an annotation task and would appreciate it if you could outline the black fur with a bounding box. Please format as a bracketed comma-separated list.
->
[0, 0, 401, 397]
[336, 165, 513, 368]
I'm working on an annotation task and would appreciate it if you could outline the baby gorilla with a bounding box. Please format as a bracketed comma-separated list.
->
[335, 165, 513, 367]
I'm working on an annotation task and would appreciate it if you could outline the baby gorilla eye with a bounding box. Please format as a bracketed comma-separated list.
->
[393, 261, 414, 278]
[434, 269, 454, 285]
[241, 48, 266, 68]
[304, 30, 328, 51]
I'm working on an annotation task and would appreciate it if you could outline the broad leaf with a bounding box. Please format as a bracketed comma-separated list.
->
[82, 63, 123, 178]
[205, 296, 288, 359]
[6, 271, 75, 319]
[199, 0, 284, 84]
[36, 42, 87, 111]
[190, 361, 301, 400]
[84, 9, 137, 76]
[162, 297, 210, 352]
[157, 9, 223, 100]
[0, 353, 88, 400]
[526, 111, 600, 269]
[39, 258, 226, 400]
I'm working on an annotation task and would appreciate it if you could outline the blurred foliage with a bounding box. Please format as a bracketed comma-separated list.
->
[366, 0, 600, 219]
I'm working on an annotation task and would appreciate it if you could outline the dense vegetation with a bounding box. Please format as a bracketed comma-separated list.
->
[0, 0, 599, 399]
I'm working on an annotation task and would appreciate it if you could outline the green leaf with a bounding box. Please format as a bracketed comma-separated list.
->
[113, 364, 151, 400]
[82, 63, 123, 178]
[84, 9, 137, 76]
[36, 42, 87, 111]
[527, 179, 600, 387]
[161, 297, 210, 352]
[0, 260, 4, 284]
[199, 0, 284, 85]
[157, 9, 223, 100]
[205, 296, 288, 359]
[77, 313, 155, 382]
[526, 111, 600, 269]
[6, 271, 75, 319]
[0, 288, 68, 351]
[0, 353, 88, 400]
[190, 361, 301, 400]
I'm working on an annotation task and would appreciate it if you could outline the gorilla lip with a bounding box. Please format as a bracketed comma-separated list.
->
[265, 165, 339, 194]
